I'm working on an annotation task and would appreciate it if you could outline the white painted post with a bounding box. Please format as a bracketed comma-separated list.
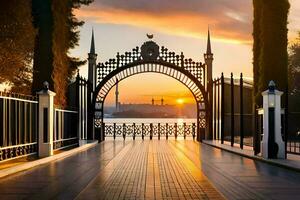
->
[79, 83, 88, 146]
[37, 82, 56, 158]
[261, 81, 285, 159]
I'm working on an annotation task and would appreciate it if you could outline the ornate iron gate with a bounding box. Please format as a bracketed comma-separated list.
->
[86, 35, 214, 142]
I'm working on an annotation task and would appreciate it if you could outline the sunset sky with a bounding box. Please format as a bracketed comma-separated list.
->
[72, 0, 300, 106]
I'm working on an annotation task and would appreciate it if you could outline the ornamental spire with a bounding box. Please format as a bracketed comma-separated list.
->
[90, 28, 95, 54]
[206, 27, 212, 55]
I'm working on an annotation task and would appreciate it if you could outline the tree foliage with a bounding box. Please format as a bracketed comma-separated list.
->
[0, 0, 36, 94]
[252, 0, 262, 106]
[252, 0, 290, 107]
[31, 0, 54, 94]
[288, 32, 300, 111]
[32, 0, 92, 106]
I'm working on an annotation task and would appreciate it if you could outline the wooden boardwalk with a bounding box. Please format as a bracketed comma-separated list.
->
[1, 140, 300, 199]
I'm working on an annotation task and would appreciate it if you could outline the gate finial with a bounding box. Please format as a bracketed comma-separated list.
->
[147, 34, 154, 40]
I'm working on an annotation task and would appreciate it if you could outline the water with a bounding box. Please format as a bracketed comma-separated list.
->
[103, 118, 197, 124]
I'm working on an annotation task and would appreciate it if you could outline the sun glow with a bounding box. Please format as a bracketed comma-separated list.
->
[176, 98, 185, 105]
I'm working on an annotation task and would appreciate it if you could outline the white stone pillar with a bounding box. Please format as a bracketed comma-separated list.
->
[261, 81, 285, 159]
[37, 82, 56, 158]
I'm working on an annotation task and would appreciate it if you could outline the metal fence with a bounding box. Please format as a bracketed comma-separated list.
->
[287, 112, 300, 154]
[0, 92, 38, 161]
[53, 109, 79, 150]
[0, 89, 82, 162]
[213, 73, 300, 156]
[104, 123, 196, 140]
[77, 75, 88, 140]
[213, 73, 254, 149]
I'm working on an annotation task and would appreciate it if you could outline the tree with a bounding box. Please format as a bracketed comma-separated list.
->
[252, 0, 263, 106]
[288, 32, 300, 111]
[0, 0, 36, 93]
[32, 0, 92, 106]
[252, 0, 290, 107]
[31, 0, 54, 94]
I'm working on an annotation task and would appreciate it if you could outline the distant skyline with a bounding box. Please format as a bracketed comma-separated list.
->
[71, 0, 300, 106]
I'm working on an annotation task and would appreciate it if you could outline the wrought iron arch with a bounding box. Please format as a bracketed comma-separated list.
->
[100, 68, 203, 103]
[95, 61, 207, 102]
[92, 40, 210, 141]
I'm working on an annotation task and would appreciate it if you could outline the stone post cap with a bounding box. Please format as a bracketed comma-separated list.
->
[262, 80, 283, 96]
[36, 81, 56, 96]
[268, 80, 276, 93]
[43, 81, 49, 90]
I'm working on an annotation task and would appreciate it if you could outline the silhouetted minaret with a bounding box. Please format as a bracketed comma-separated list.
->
[161, 97, 164, 106]
[204, 27, 213, 90]
[115, 79, 119, 111]
[152, 98, 155, 105]
[204, 27, 214, 138]
[88, 29, 97, 91]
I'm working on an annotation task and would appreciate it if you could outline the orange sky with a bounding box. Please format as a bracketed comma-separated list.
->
[104, 73, 195, 106]
[71, 0, 300, 106]
[73, 0, 253, 43]
[74, 7, 251, 44]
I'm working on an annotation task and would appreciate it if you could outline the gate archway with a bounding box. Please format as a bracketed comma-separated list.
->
[88, 37, 214, 142]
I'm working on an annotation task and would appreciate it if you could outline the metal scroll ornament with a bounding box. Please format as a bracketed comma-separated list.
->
[141, 41, 159, 61]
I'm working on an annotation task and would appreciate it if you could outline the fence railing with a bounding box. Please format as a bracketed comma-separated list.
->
[0, 89, 82, 161]
[286, 112, 300, 155]
[53, 109, 79, 150]
[213, 73, 300, 156]
[0, 92, 38, 161]
[213, 73, 254, 149]
[77, 76, 89, 140]
[104, 123, 196, 140]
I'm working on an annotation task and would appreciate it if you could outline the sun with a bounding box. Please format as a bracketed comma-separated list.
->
[176, 98, 184, 105]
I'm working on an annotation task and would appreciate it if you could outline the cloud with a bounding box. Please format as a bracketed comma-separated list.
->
[75, 0, 253, 43]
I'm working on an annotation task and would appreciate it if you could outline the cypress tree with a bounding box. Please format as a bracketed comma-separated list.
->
[253, 0, 290, 106]
[31, 0, 54, 93]
[252, 0, 263, 106]
[259, 0, 290, 96]
[32, 0, 92, 106]
[288, 32, 300, 111]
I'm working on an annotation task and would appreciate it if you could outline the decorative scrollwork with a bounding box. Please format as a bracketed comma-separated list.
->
[95, 119, 102, 128]
[125, 124, 134, 136]
[0, 143, 37, 162]
[141, 41, 159, 61]
[105, 124, 114, 136]
[153, 125, 159, 136]
[53, 138, 79, 150]
[168, 124, 175, 136]
[104, 123, 196, 140]
[177, 124, 184, 136]
[143, 124, 151, 136]
[95, 41, 208, 133]
[97, 41, 205, 84]
[115, 125, 123, 136]
[160, 124, 166, 136]
[135, 124, 142, 136]
[185, 124, 192, 136]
